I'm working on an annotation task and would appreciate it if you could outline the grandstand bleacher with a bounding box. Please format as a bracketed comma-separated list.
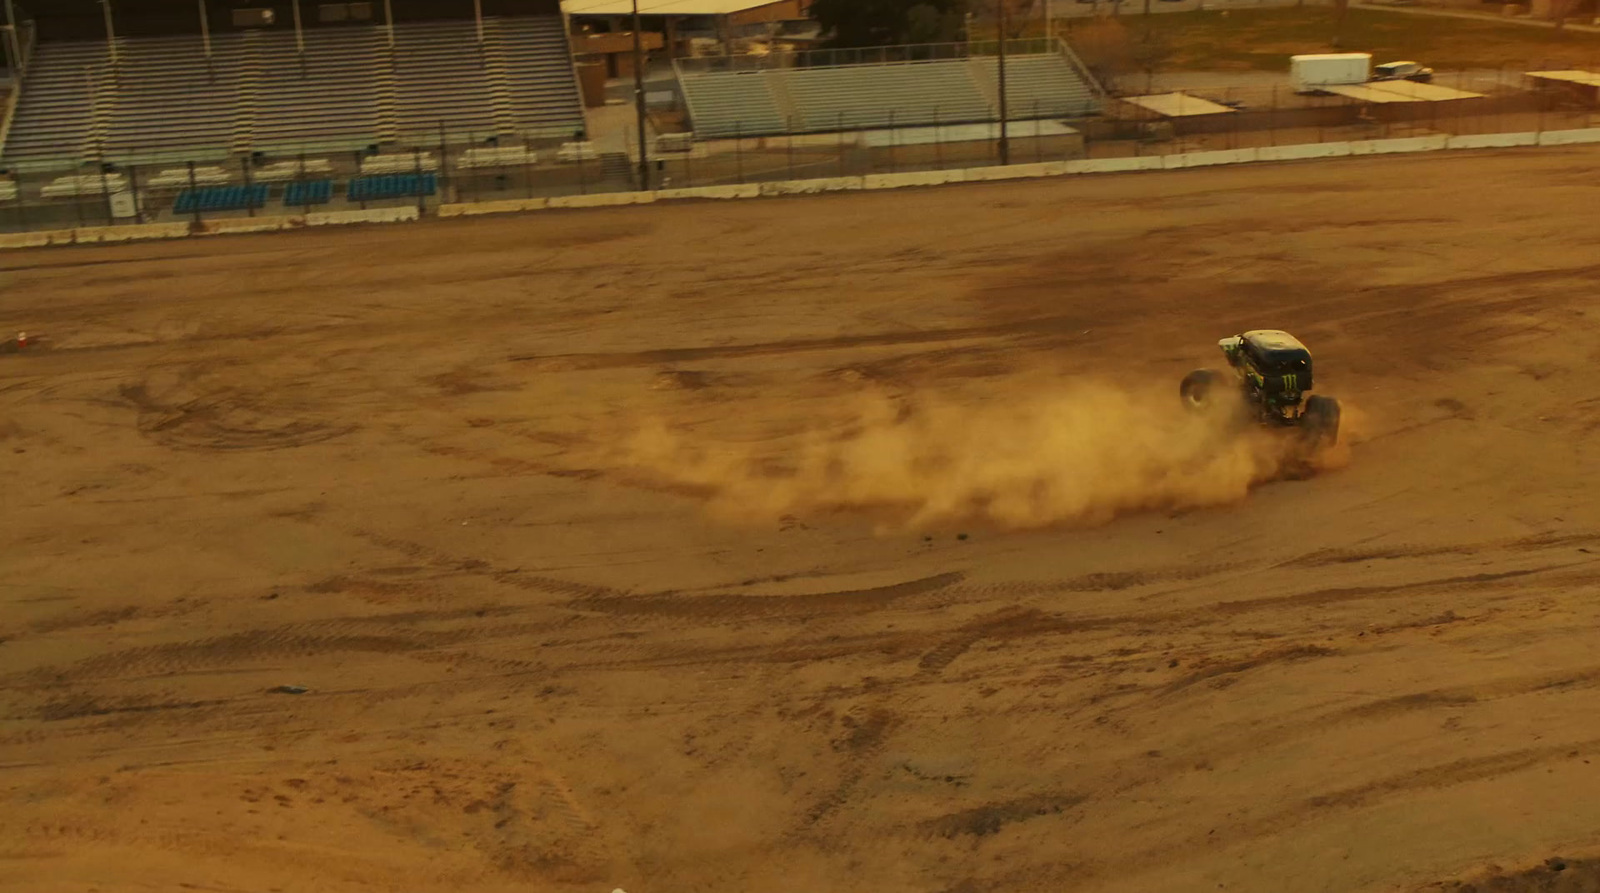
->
[348, 171, 437, 202]
[973, 56, 1100, 119]
[781, 61, 993, 132]
[0, 16, 584, 166]
[677, 49, 1102, 140]
[283, 179, 334, 207]
[173, 183, 269, 214]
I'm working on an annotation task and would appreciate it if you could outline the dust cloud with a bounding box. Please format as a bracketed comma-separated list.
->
[620, 379, 1354, 530]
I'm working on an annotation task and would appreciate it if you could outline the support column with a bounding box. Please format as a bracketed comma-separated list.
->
[3, 0, 20, 82]
[632, 0, 650, 190]
[474, 0, 484, 44]
[384, 0, 395, 47]
[997, 0, 1009, 165]
[291, 0, 304, 56]
[100, 0, 118, 68]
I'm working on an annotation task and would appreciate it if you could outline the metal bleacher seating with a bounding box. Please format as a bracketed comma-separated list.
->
[780, 61, 993, 132]
[102, 35, 241, 160]
[972, 55, 1099, 119]
[283, 179, 334, 206]
[677, 50, 1102, 140]
[2, 41, 110, 162]
[0, 15, 584, 166]
[347, 172, 436, 202]
[253, 28, 386, 152]
[393, 20, 497, 140]
[677, 72, 787, 139]
[173, 183, 268, 213]
[493, 17, 587, 141]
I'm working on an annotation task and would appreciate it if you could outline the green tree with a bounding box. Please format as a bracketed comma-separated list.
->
[810, 0, 970, 47]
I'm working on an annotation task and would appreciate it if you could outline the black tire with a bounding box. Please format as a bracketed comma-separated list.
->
[1180, 369, 1223, 411]
[1304, 395, 1341, 446]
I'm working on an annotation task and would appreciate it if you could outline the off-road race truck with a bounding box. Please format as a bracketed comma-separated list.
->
[1179, 330, 1341, 449]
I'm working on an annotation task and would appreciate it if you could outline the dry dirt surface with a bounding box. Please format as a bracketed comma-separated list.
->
[7, 149, 1600, 893]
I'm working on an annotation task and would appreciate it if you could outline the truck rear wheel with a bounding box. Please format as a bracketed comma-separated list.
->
[1304, 395, 1341, 446]
[1180, 369, 1223, 411]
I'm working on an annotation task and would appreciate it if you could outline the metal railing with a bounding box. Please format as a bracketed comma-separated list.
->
[0, 71, 1592, 238]
[674, 37, 1077, 75]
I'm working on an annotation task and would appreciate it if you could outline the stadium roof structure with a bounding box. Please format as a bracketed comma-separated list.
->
[1121, 92, 1237, 117]
[1526, 70, 1600, 87]
[563, 0, 794, 14]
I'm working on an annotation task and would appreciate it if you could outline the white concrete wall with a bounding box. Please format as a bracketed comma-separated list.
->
[437, 198, 550, 217]
[1164, 148, 1260, 169]
[547, 191, 656, 209]
[305, 207, 421, 226]
[654, 184, 763, 201]
[1537, 128, 1600, 146]
[759, 177, 865, 196]
[1256, 142, 1353, 161]
[1348, 135, 1450, 155]
[200, 216, 304, 235]
[1064, 156, 1166, 174]
[74, 223, 191, 243]
[961, 161, 1060, 182]
[1446, 132, 1538, 150]
[861, 170, 963, 190]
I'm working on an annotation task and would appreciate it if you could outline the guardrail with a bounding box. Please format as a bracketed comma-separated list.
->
[674, 37, 1071, 75]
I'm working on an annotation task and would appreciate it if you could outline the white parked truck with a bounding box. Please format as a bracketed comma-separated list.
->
[1290, 53, 1372, 93]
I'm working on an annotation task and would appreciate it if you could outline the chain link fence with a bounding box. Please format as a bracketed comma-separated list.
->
[0, 67, 1596, 234]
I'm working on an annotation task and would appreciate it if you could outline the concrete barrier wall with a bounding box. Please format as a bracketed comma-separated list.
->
[1064, 156, 1166, 174]
[546, 191, 656, 209]
[201, 215, 304, 235]
[861, 170, 963, 190]
[1349, 135, 1450, 155]
[9, 133, 1600, 251]
[437, 198, 549, 217]
[1446, 132, 1538, 150]
[1256, 142, 1353, 161]
[0, 230, 61, 248]
[1164, 148, 1260, 169]
[759, 176, 865, 196]
[961, 161, 1060, 182]
[654, 184, 763, 201]
[306, 207, 421, 226]
[1537, 127, 1600, 146]
[74, 222, 191, 243]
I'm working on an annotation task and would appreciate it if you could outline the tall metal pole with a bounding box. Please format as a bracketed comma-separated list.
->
[100, 0, 118, 68]
[1044, 0, 1052, 42]
[997, 0, 1010, 165]
[197, 0, 211, 59]
[384, 0, 395, 47]
[3, 0, 20, 83]
[290, 0, 304, 55]
[632, 0, 650, 190]
[473, 0, 484, 44]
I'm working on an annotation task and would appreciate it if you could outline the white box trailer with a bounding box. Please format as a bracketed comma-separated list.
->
[1290, 53, 1373, 93]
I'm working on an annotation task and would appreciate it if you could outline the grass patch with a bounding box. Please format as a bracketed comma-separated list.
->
[1058, 8, 1600, 70]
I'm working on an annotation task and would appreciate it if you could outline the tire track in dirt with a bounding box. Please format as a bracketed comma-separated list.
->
[508, 316, 1090, 371]
[1101, 739, 1600, 893]
[567, 571, 965, 621]
[1212, 561, 1595, 615]
[5, 605, 540, 687]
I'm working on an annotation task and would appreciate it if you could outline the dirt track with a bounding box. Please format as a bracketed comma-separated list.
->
[6, 149, 1600, 893]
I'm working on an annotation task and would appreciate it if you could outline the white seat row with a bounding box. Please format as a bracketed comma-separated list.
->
[144, 165, 233, 187]
[41, 173, 130, 197]
[361, 152, 440, 173]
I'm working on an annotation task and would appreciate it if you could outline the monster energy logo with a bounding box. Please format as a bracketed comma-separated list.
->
[1282, 374, 1298, 390]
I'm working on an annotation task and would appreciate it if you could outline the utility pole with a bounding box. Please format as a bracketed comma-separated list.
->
[632, 0, 650, 190]
[997, 0, 1010, 165]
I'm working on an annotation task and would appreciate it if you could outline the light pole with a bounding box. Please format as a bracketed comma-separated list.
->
[633, 0, 650, 190]
[998, 0, 1010, 164]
